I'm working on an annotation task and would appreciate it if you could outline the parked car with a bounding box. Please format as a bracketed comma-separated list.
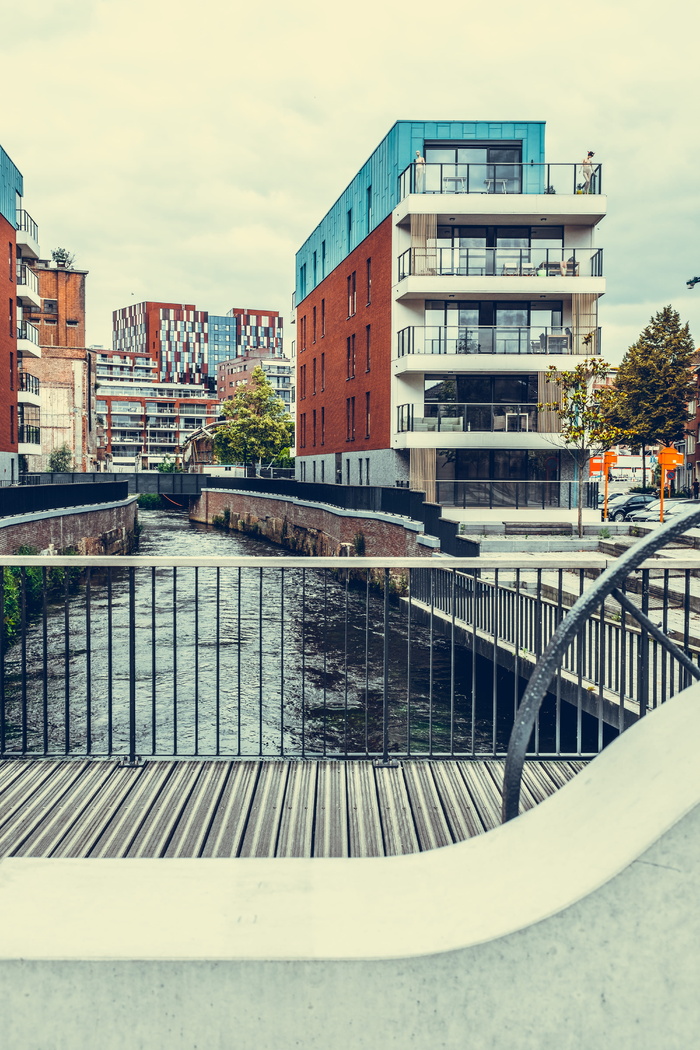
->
[628, 499, 696, 523]
[605, 493, 657, 521]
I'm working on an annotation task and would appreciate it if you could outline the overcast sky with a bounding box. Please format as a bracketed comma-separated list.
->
[3, 0, 699, 360]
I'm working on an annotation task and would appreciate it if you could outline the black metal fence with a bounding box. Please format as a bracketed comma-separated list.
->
[0, 482, 129, 518]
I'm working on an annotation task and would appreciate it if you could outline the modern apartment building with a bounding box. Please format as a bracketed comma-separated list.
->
[208, 314, 238, 376]
[294, 121, 606, 504]
[226, 307, 283, 357]
[96, 380, 220, 471]
[105, 302, 208, 386]
[0, 144, 43, 482]
[216, 352, 294, 414]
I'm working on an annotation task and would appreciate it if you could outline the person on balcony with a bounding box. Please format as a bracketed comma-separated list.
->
[581, 151, 596, 193]
[415, 151, 425, 191]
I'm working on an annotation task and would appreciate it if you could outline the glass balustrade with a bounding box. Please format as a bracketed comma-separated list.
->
[396, 325, 601, 356]
[397, 403, 539, 433]
[399, 161, 602, 198]
[398, 246, 603, 280]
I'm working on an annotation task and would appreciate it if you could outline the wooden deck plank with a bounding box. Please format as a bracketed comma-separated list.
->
[239, 762, 289, 858]
[89, 762, 175, 858]
[164, 762, 231, 858]
[0, 760, 33, 795]
[14, 763, 117, 857]
[485, 760, 540, 814]
[375, 766, 420, 856]
[0, 761, 67, 832]
[276, 762, 317, 858]
[402, 762, 452, 852]
[54, 765, 151, 858]
[346, 761, 384, 857]
[127, 762, 202, 858]
[0, 762, 90, 855]
[314, 762, 348, 857]
[200, 762, 259, 858]
[429, 762, 486, 840]
[458, 761, 503, 831]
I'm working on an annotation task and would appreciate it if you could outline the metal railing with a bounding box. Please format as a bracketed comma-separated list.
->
[397, 402, 540, 434]
[502, 505, 700, 821]
[19, 372, 40, 396]
[0, 481, 128, 517]
[434, 480, 598, 510]
[399, 161, 602, 198]
[17, 425, 40, 446]
[2, 549, 697, 766]
[396, 325, 601, 357]
[398, 247, 603, 281]
[16, 263, 40, 295]
[16, 319, 40, 345]
[16, 209, 39, 242]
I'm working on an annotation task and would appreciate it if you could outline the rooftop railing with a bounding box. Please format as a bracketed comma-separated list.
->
[397, 402, 540, 434]
[16, 209, 39, 242]
[399, 161, 602, 198]
[398, 246, 604, 281]
[15, 263, 40, 295]
[397, 325, 601, 357]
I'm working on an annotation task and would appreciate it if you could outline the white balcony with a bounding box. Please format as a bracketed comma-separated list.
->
[394, 273, 605, 302]
[15, 209, 40, 259]
[392, 429, 565, 451]
[17, 320, 41, 359]
[17, 371, 41, 407]
[15, 264, 41, 309]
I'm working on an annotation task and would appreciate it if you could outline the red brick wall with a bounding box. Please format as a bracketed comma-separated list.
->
[296, 215, 392, 459]
[1, 214, 17, 454]
[191, 489, 433, 558]
[0, 499, 138, 555]
[32, 266, 87, 347]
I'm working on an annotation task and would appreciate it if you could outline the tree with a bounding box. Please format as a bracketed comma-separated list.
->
[607, 306, 696, 487]
[47, 444, 73, 472]
[156, 454, 182, 474]
[51, 247, 76, 268]
[214, 366, 294, 473]
[539, 358, 628, 537]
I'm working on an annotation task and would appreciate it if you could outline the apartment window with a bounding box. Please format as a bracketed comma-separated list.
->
[321, 240, 326, 278]
[9, 404, 14, 444]
[299, 263, 307, 300]
[347, 272, 356, 317]
[312, 251, 317, 286]
[301, 461, 307, 481]
[365, 391, 371, 437]
[365, 325, 371, 371]
[321, 352, 325, 391]
[321, 299, 326, 337]
[366, 458, 370, 486]
[43, 299, 58, 315]
[300, 363, 306, 399]
[313, 461, 317, 482]
[321, 461, 325, 482]
[8, 298, 12, 337]
[300, 314, 307, 350]
[367, 186, 372, 231]
[366, 258, 372, 304]
[9, 351, 13, 390]
[358, 459, 363, 485]
[346, 334, 355, 379]
[347, 209, 352, 250]
[312, 305, 317, 343]
[321, 406, 325, 445]
[300, 413, 307, 448]
[346, 396, 355, 441]
[346, 460, 351, 485]
[8, 243, 13, 280]
[312, 409, 317, 447]
[312, 357, 317, 394]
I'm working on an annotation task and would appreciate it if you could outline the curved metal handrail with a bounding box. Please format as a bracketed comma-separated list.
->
[502, 505, 700, 822]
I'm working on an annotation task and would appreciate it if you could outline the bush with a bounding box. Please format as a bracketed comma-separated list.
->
[137, 493, 163, 508]
[48, 444, 73, 472]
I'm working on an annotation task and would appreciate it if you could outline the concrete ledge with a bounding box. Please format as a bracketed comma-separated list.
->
[1, 688, 699, 1046]
[0, 496, 137, 530]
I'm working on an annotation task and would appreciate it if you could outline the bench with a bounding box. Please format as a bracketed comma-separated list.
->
[504, 521, 573, 537]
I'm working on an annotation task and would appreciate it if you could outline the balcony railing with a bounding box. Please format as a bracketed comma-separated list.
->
[434, 479, 599, 510]
[16, 209, 39, 242]
[397, 325, 601, 357]
[19, 371, 40, 396]
[398, 247, 604, 281]
[399, 161, 602, 198]
[17, 319, 40, 345]
[16, 262, 40, 295]
[17, 424, 41, 445]
[397, 402, 540, 434]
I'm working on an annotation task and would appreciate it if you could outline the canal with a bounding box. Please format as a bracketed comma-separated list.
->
[3, 507, 605, 758]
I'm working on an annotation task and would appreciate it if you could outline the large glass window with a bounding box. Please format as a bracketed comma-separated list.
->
[424, 143, 522, 193]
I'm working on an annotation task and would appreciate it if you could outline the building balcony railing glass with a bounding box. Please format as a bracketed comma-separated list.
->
[399, 161, 602, 198]
[18, 424, 41, 445]
[16, 263, 40, 295]
[397, 402, 540, 434]
[19, 371, 40, 396]
[434, 479, 599, 509]
[17, 319, 40, 345]
[398, 246, 603, 281]
[16, 209, 39, 242]
[397, 325, 601, 357]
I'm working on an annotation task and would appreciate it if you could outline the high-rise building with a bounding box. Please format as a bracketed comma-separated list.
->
[105, 302, 208, 386]
[216, 353, 294, 414]
[0, 144, 42, 483]
[293, 121, 606, 500]
[226, 307, 283, 357]
[208, 314, 238, 376]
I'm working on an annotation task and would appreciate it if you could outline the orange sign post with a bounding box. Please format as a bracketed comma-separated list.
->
[657, 447, 685, 522]
[602, 450, 618, 520]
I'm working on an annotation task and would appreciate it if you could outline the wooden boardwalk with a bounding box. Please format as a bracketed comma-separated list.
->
[0, 758, 585, 859]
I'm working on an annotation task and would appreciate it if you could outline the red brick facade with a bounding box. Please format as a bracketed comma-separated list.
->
[26, 264, 87, 347]
[1, 213, 18, 456]
[296, 215, 392, 460]
[0, 498, 137, 555]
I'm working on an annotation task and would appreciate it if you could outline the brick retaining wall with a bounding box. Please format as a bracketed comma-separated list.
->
[190, 489, 435, 558]
[0, 498, 138, 555]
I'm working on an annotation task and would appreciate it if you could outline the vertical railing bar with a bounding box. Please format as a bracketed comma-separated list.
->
[429, 570, 434, 756]
[597, 598, 606, 753]
[215, 566, 221, 756]
[555, 569, 563, 755]
[63, 567, 69, 755]
[661, 570, 669, 706]
[491, 570, 498, 758]
[151, 567, 156, 756]
[381, 567, 390, 764]
[194, 567, 199, 756]
[619, 577, 627, 735]
[343, 568, 349, 757]
[323, 569, 328, 757]
[406, 568, 412, 756]
[41, 567, 48, 755]
[128, 566, 136, 765]
[107, 568, 113, 756]
[450, 569, 456, 756]
[237, 567, 242, 756]
[21, 569, 28, 754]
[471, 569, 477, 757]
[0, 570, 5, 754]
[301, 568, 307, 758]
[639, 568, 649, 717]
[85, 567, 92, 755]
[173, 566, 178, 755]
[364, 570, 370, 756]
[576, 569, 584, 754]
[684, 568, 691, 692]
[513, 570, 521, 727]
[258, 566, 263, 757]
[280, 568, 285, 757]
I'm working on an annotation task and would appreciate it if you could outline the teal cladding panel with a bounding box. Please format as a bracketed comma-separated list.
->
[0, 147, 23, 227]
[295, 119, 546, 302]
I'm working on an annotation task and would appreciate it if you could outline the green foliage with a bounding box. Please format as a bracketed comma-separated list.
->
[214, 366, 294, 468]
[48, 444, 73, 472]
[212, 507, 231, 529]
[607, 306, 696, 449]
[51, 247, 75, 267]
[156, 455, 182, 473]
[137, 493, 163, 508]
[2, 547, 80, 645]
[352, 531, 366, 556]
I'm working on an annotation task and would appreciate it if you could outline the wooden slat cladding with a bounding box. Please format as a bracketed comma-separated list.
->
[0, 758, 584, 860]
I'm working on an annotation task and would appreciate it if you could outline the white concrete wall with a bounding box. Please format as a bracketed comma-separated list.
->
[1, 686, 698, 1049]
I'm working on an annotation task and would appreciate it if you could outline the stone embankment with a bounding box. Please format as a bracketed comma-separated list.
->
[190, 488, 438, 558]
[0, 497, 139, 556]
